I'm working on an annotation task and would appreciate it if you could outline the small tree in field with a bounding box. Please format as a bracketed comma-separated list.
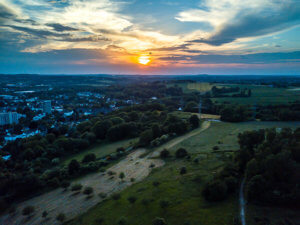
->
[119, 172, 125, 181]
[56, 213, 66, 222]
[83, 187, 94, 196]
[160, 149, 170, 158]
[42, 210, 48, 219]
[153, 217, 167, 225]
[127, 196, 137, 204]
[61, 180, 70, 190]
[22, 206, 34, 217]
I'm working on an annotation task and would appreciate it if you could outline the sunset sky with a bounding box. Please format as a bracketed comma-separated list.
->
[0, 0, 299, 75]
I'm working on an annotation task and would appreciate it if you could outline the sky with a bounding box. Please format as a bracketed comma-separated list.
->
[0, 0, 300, 75]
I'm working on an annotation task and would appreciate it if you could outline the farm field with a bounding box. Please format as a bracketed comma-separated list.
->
[177, 81, 300, 105]
[67, 121, 299, 225]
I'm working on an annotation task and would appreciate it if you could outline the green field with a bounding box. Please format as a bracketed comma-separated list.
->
[61, 138, 137, 166]
[212, 84, 300, 105]
[67, 121, 299, 225]
[176, 81, 300, 105]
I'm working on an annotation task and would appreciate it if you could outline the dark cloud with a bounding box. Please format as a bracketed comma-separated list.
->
[160, 51, 300, 64]
[5, 25, 69, 38]
[189, 2, 300, 46]
[147, 44, 190, 51]
[46, 23, 78, 32]
[0, 3, 15, 20]
[60, 35, 110, 42]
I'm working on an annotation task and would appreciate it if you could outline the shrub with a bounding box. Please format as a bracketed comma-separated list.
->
[160, 149, 170, 158]
[68, 159, 80, 175]
[141, 198, 150, 206]
[71, 183, 82, 191]
[112, 193, 121, 200]
[159, 200, 169, 209]
[127, 196, 137, 204]
[175, 148, 188, 158]
[83, 187, 94, 195]
[213, 146, 219, 151]
[98, 192, 107, 199]
[118, 217, 127, 225]
[56, 213, 66, 222]
[61, 180, 70, 190]
[224, 176, 238, 193]
[119, 172, 125, 180]
[152, 181, 160, 187]
[153, 217, 167, 225]
[42, 210, 48, 218]
[22, 206, 35, 216]
[130, 178, 135, 182]
[82, 153, 96, 163]
[180, 167, 187, 175]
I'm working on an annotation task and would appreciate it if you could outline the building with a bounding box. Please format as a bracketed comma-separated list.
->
[0, 112, 20, 125]
[43, 100, 52, 114]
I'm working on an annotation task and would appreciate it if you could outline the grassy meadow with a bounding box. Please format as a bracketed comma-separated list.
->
[67, 121, 299, 225]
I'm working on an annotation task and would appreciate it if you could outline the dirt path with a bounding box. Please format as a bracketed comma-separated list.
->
[151, 121, 211, 157]
[0, 149, 164, 225]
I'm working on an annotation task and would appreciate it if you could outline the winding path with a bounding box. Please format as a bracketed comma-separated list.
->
[240, 178, 246, 225]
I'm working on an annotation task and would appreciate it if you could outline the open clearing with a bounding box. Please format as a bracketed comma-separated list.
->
[67, 121, 299, 225]
[0, 149, 164, 225]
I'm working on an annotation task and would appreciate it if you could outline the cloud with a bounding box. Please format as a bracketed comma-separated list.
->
[177, 0, 300, 45]
[160, 51, 300, 64]
[46, 23, 78, 32]
[5, 25, 69, 37]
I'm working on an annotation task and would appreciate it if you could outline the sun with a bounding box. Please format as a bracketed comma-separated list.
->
[138, 55, 151, 65]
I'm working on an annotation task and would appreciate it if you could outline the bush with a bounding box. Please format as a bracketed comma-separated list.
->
[175, 148, 188, 158]
[112, 193, 121, 200]
[68, 159, 80, 175]
[203, 179, 228, 201]
[180, 167, 187, 175]
[127, 196, 137, 204]
[42, 210, 48, 218]
[61, 180, 70, 190]
[160, 149, 170, 158]
[189, 115, 200, 128]
[83, 187, 94, 195]
[213, 146, 219, 151]
[98, 192, 107, 199]
[119, 172, 125, 180]
[159, 200, 169, 208]
[141, 198, 150, 206]
[118, 217, 127, 225]
[71, 183, 83, 191]
[56, 213, 66, 222]
[153, 217, 167, 225]
[22, 206, 35, 216]
[152, 181, 160, 187]
[82, 153, 96, 163]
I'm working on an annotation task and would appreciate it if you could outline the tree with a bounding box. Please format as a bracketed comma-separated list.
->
[160, 149, 170, 158]
[68, 159, 80, 175]
[56, 213, 66, 222]
[22, 206, 35, 216]
[189, 115, 200, 129]
[139, 129, 153, 146]
[180, 167, 187, 175]
[159, 200, 169, 209]
[42, 210, 48, 219]
[119, 172, 125, 181]
[127, 196, 137, 204]
[82, 153, 96, 163]
[153, 217, 167, 225]
[92, 120, 113, 139]
[71, 183, 83, 191]
[152, 124, 161, 139]
[184, 101, 198, 112]
[112, 193, 121, 200]
[118, 217, 127, 225]
[83, 187, 94, 195]
[175, 148, 188, 158]
[61, 180, 70, 190]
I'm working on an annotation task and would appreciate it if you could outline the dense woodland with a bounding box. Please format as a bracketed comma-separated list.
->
[203, 128, 300, 208]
